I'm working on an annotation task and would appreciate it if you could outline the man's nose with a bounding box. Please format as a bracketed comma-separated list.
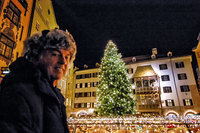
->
[59, 55, 67, 64]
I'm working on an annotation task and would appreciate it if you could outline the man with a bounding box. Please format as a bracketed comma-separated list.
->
[0, 29, 76, 133]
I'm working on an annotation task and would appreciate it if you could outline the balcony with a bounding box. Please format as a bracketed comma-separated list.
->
[137, 104, 160, 109]
[135, 87, 159, 94]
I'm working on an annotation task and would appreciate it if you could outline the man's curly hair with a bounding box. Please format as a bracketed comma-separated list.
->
[24, 29, 76, 63]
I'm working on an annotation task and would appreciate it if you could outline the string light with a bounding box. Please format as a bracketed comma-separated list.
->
[68, 115, 200, 132]
[97, 40, 136, 116]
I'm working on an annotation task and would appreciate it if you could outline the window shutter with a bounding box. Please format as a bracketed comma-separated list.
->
[172, 100, 175, 106]
[165, 100, 168, 106]
[175, 63, 178, 68]
[190, 99, 193, 106]
[178, 74, 180, 80]
[185, 74, 187, 79]
[183, 99, 186, 106]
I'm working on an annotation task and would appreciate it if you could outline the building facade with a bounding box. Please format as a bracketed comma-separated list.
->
[193, 33, 200, 86]
[124, 53, 200, 117]
[72, 67, 100, 116]
[71, 52, 200, 117]
[0, 0, 59, 82]
[28, 0, 58, 36]
[57, 63, 77, 117]
[0, 0, 34, 81]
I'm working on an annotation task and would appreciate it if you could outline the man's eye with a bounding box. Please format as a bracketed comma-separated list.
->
[65, 56, 69, 60]
[52, 52, 59, 56]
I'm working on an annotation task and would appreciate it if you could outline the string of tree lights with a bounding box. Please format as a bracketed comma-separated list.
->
[96, 40, 135, 116]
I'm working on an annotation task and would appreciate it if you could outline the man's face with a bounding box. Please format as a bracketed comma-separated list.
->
[37, 48, 71, 81]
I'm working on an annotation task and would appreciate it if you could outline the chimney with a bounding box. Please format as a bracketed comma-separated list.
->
[151, 48, 157, 59]
[167, 51, 172, 57]
[84, 64, 88, 68]
[152, 48, 158, 55]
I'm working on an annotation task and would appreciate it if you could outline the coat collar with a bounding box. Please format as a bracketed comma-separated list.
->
[2, 57, 62, 104]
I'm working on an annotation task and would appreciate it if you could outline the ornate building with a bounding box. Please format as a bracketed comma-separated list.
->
[124, 50, 200, 117]
[28, 0, 58, 36]
[71, 50, 200, 117]
[0, 0, 34, 82]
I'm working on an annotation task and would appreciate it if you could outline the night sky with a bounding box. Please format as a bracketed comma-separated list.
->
[52, 0, 200, 68]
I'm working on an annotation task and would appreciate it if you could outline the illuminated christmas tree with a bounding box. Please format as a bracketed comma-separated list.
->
[97, 40, 135, 116]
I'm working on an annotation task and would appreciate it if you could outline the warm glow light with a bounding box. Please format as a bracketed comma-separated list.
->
[145, 71, 153, 76]
[88, 109, 94, 114]
[165, 111, 179, 117]
[76, 110, 88, 117]
[184, 110, 197, 116]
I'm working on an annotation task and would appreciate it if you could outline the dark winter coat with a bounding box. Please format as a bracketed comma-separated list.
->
[0, 57, 69, 133]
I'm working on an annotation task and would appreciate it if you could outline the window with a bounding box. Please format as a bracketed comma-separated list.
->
[6, 1, 21, 25]
[163, 86, 172, 93]
[136, 81, 142, 88]
[88, 82, 91, 88]
[48, 9, 50, 15]
[87, 103, 90, 108]
[18, 0, 28, 10]
[161, 75, 170, 81]
[46, 19, 49, 26]
[92, 92, 96, 97]
[19, 26, 24, 41]
[84, 92, 87, 97]
[76, 83, 80, 88]
[159, 64, 168, 70]
[78, 93, 82, 97]
[82, 83, 85, 88]
[92, 102, 97, 108]
[37, 4, 42, 14]
[178, 73, 187, 80]
[74, 103, 85, 108]
[183, 99, 193, 106]
[74, 103, 78, 108]
[76, 75, 81, 79]
[166, 99, 175, 106]
[36, 21, 40, 31]
[93, 72, 98, 77]
[81, 103, 85, 108]
[85, 74, 90, 78]
[129, 78, 134, 84]
[128, 68, 134, 74]
[93, 82, 98, 87]
[80, 83, 82, 88]
[0, 33, 15, 59]
[85, 83, 88, 88]
[0, 0, 4, 15]
[180, 85, 190, 92]
[75, 93, 79, 98]
[133, 89, 135, 94]
[176, 62, 184, 68]
[143, 80, 149, 87]
[81, 74, 85, 79]
[150, 79, 155, 87]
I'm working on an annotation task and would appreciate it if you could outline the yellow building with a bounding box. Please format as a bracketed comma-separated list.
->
[73, 67, 100, 117]
[29, 0, 58, 36]
[192, 33, 200, 86]
[57, 63, 77, 117]
[0, 0, 34, 81]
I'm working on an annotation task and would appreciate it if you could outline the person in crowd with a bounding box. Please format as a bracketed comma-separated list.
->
[0, 29, 76, 133]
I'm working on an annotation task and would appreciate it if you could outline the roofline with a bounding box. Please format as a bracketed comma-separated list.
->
[124, 54, 192, 65]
